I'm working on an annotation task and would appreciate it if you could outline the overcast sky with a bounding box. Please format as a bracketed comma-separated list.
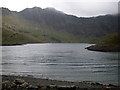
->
[1, 0, 119, 17]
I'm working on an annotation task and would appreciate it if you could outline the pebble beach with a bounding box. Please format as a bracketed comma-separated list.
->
[1, 75, 120, 90]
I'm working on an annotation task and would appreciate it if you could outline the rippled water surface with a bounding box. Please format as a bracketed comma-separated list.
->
[2, 43, 120, 85]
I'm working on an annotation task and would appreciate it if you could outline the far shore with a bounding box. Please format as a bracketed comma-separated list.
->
[1, 43, 29, 46]
[1, 42, 92, 46]
[1, 43, 25, 46]
[86, 45, 120, 52]
[2, 43, 120, 53]
[1, 75, 120, 90]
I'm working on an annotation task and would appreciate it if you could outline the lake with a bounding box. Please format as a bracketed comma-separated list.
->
[1, 43, 120, 85]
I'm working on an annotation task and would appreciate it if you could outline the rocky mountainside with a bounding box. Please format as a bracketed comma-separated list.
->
[1, 7, 118, 45]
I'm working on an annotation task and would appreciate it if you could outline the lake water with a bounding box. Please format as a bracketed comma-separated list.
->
[1, 43, 120, 85]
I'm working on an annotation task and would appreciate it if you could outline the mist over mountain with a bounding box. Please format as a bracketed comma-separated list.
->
[1, 7, 118, 45]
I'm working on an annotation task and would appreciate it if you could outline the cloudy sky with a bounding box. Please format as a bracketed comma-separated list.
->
[1, 0, 119, 17]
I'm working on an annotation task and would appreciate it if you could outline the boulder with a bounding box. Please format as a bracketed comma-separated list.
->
[14, 79, 25, 85]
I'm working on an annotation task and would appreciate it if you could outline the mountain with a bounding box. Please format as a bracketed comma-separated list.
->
[1, 7, 118, 45]
[2, 26, 40, 45]
[86, 33, 120, 52]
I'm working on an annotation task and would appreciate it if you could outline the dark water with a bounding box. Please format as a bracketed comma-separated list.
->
[2, 43, 120, 85]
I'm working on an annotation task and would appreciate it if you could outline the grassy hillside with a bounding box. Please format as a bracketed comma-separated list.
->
[2, 8, 91, 44]
[2, 27, 40, 45]
[1, 7, 118, 45]
[86, 33, 120, 52]
[99, 33, 120, 46]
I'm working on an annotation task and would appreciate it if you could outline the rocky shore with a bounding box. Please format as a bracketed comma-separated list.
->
[86, 45, 120, 52]
[1, 75, 120, 90]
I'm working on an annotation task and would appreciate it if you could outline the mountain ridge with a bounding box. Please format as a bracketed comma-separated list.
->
[1, 7, 118, 45]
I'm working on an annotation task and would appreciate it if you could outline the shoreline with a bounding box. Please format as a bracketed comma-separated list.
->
[1, 75, 120, 89]
[85, 45, 120, 52]
[1, 42, 93, 46]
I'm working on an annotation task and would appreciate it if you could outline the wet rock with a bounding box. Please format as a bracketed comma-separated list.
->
[49, 85, 57, 88]
[10, 82, 16, 88]
[20, 82, 29, 88]
[2, 81, 11, 89]
[2, 81, 18, 90]
[14, 79, 25, 85]
[46, 85, 51, 90]
[38, 86, 46, 90]
[91, 82, 103, 86]
[57, 86, 76, 90]
[108, 84, 116, 87]
[27, 85, 38, 90]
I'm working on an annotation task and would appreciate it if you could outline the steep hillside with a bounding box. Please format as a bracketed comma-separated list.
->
[20, 7, 117, 37]
[1, 7, 118, 45]
[2, 26, 40, 45]
[86, 33, 120, 52]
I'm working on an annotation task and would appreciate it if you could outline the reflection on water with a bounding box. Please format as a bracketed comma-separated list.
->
[2, 43, 120, 85]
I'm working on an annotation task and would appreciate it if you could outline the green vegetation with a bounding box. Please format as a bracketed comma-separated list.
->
[2, 27, 40, 45]
[86, 33, 120, 52]
[98, 33, 120, 46]
[1, 7, 118, 45]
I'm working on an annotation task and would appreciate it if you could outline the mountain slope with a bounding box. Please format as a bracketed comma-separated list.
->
[2, 26, 41, 45]
[1, 7, 118, 45]
[86, 33, 120, 52]
[20, 7, 117, 37]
